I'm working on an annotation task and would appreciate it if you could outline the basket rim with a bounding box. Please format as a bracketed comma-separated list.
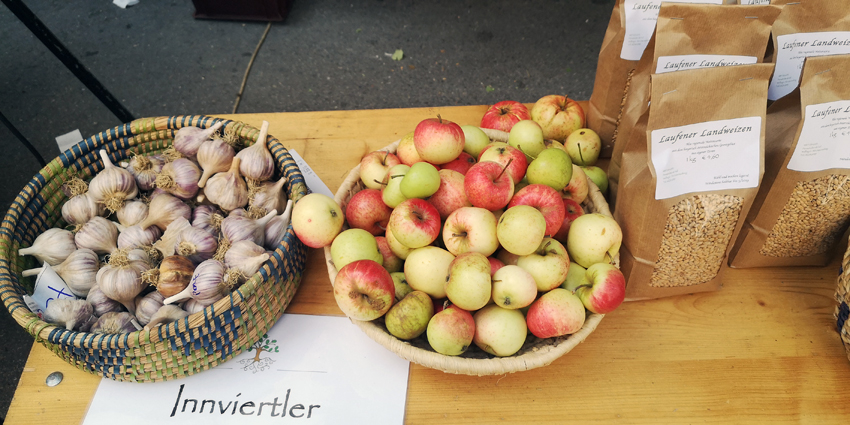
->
[0, 114, 308, 381]
[323, 128, 617, 375]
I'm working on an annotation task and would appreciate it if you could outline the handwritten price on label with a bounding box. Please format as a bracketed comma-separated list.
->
[686, 153, 720, 163]
[830, 129, 850, 139]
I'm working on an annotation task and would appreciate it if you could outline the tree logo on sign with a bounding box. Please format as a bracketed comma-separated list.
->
[238, 334, 279, 373]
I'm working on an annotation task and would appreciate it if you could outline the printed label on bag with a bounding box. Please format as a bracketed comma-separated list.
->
[787, 100, 850, 172]
[655, 54, 758, 74]
[768, 31, 850, 101]
[738, 0, 769, 4]
[651, 116, 762, 200]
[620, 0, 723, 61]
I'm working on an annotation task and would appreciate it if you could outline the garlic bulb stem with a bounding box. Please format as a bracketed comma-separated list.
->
[18, 228, 77, 266]
[197, 138, 235, 188]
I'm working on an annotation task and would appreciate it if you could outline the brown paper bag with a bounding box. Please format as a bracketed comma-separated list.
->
[767, 0, 850, 101]
[607, 3, 782, 212]
[615, 63, 774, 300]
[586, 0, 731, 158]
[729, 54, 850, 268]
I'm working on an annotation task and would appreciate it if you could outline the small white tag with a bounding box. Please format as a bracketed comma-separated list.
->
[620, 0, 723, 61]
[655, 54, 758, 74]
[113, 0, 139, 8]
[289, 150, 335, 199]
[27, 262, 79, 315]
[787, 100, 850, 172]
[651, 116, 762, 200]
[769, 31, 850, 101]
[55, 129, 83, 153]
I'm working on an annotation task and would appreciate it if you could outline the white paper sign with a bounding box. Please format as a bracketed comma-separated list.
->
[768, 31, 850, 101]
[787, 100, 850, 172]
[26, 262, 78, 317]
[738, 0, 770, 4]
[83, 314, 410, 425]
[655, 54, 758, 74]
[55, 129, 83, 153]
[289, 150, 334, 199]
[651, 116, 762, 200]
[620, 0, 723, 61]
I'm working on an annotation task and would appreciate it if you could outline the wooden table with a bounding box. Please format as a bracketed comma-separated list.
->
[6, 105, 850, 424]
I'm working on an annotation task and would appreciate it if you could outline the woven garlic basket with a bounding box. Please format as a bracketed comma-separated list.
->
[835, 244, 850, 362]
[324, 128, 613, 376]
[0, 115, 308, 382]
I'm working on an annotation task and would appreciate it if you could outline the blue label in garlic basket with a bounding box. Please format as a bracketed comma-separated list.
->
[651, 116, 761, 200]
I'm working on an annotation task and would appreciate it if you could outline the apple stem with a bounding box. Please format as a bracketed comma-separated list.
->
[561, 95, 568, 111]
[382, 150, 390, 164]
[374, 179, 387, 186]
[391, 174, 405, 179]
[495, 158, 514, 181]
[577, 142, 585, 164]
[572, 284, 592, 293]
[452, 232, 468, 237]
[437, 114, 443, 124]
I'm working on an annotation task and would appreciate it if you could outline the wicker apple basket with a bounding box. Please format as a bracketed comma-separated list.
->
[323, 128, 615, 376]
[835, 243, 850, 363]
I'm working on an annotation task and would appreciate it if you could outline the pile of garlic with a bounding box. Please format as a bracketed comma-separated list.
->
[19, 120, 294, 335]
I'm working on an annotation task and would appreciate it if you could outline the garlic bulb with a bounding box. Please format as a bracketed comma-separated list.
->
[87, 284, 124, 316]
[89, 150, 138, 213]
[182, 298, 206, 314]
[191, 204, 224, 236]
[235, 121, 275, 181]
[96, 249, 150, 313]
[221, 209, 276, 247]
[205, 157, 249, 212]
[62, 193, 101, 227]
[135, 291, 165, 326]
[125, 155, 164, 191]
[224, 240, 270, 278]
[155, 158, 201, 200]
[137, 193, 191, 231]
[117, 224, 162, 250]
[22, 248, 100, 297]
[197, 138, 235, 188]
[229, 208, 248, 217]
[18, 228, 76, 266]
[74, 216, 119, 255]
[152, 217, 193, 257]
[43, 298, 96, 332]
[173, 121, 224, 160]
[144, 305, 190, 330]
[116, 200, 149, 227]
[263, 199, 294, 250]
[164, 259, 239, 306]
[90, 312, 140, 334]
[248, 176, 288, 217]
[155, 255, 195, 298]
[175, 226, 217, 264]
[127, 248, 154, 268]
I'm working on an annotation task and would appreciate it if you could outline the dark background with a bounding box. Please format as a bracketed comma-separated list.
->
[0, 0, 614, 419]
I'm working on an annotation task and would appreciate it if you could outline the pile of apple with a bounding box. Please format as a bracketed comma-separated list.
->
[292, 95, 625, 358]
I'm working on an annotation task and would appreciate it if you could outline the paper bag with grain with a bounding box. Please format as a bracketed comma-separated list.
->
[586, 0, 730, 158]
[767, 0, 850, 101]
[729, 54, 850, 268]
[607, 3, 782, 210]
[615, 63, 773, 300]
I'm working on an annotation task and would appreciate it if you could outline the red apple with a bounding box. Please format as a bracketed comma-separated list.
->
[480, 100, 532, 132]
[530, 95, 586, 142]
[507, 184, 566, 237]
[442, 206, 499, 257]
[428, 169, 471, 221]
[360, 150, 401, 190]
[414, 115, 465, 165]
[464, 161, 515, 211]
[526, 288, 586, 338]
[575, 263, 626, 314]
[388, 198, 441, 248]
[427, 305, 476, 355]
[345, 188, 392, 235]
[332, 259, 395, 321]
[478, 142, 528, 184]
[561, 164, 588, 204]
[376, 236, 403, 273]
[488, 256, 506, 277]
[552, 198, 585, 245]
[441, 151, 476, 175]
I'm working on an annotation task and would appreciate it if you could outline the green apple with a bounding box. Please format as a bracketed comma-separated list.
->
[472, 304, 527, 357]
[400, 162, 441, 199]
[385, 291, 434, 340]
[385, 221, 414, 260]
[497, 205, 546, 256]
[526, 148, 572, 191]
[491, 265, 537, 309]
[564, 128, 601, 166]
[567, 213, 623, 268]
[330, 228, 383, 270]
[561, 262, 588, 292]
[427, 305, 475, 355]
[445, 252, 492, 311]
[461, 125, 491, 159]
[516, 237, 570, 292]
[381, 164, 411, 208]
[391, 272, 413, 302]
[404, 246, 455, 299]
[581, 165, 609, 195]
[507, 120, 546, 160]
